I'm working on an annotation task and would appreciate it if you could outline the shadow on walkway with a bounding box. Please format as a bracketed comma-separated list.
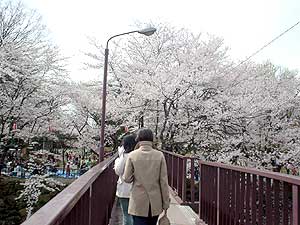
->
[109, 198, 123, 225]
[109, 193, 205, 225]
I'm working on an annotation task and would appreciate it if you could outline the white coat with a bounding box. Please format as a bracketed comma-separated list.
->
[114, 147, 132, 198]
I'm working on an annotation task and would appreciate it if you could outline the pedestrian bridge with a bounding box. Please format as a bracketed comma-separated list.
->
[21, 150, 300, 225]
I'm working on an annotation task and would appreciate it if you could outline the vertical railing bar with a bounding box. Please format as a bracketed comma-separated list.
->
[240, 172, 245, 225]
[191, 158, 195, 206]
[165, 153, 169, 185]
[228, 170, 231, 225]
[199, 161, 202, 219]
[74, 200, 79, 225]
[204, 165, 208, 223]
[84, 191, 89, 225]
[212, 167, 214, 224]
[227, 169, 231, 225]
[107, 168, 113, 223]
[207, 166, 211, 225]
[182, 157, 187, 203]
[174, 156, 178, 193]
[245, 173, 251, 225]
[210, 166, 213, 225]
[65, 213, 71, 225]
[69, 202, 75, 225]
[171, 155, 174, 189]
[209, 166, 212, 225]
[283, 182, 289, 225]
[177, 157, 180, 193]
[79, 196, 83, 225]
[89, 185, 92, 225]
[265, 178, 272, 225]
[232, 170, 237, 225]
[292, 185, 299, 225]
[213, 166, 217, 225]
[258, 176, 263, 225]
[219, 168, 224, 225]
[217, 167, 220, 225]
[252, 174, 257, 225]
[235, 171, 241, 225]
[220, 168, 227, 225]
[201, 164, 205, 222]
[229, 169, 233, 225]
[178, 158, 182, 199]
[168, 153, 172, 185]
[224, 169, 228, 225]
[274, 180, 280, 224]
[79, 194, 83, 225]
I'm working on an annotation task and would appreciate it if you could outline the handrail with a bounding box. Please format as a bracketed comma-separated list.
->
[160, 149, 187, 159]
[21, 153, 118, 225]
[161, 149, 300, 185]
[162, 149, 300, 225]
[199, 160, 300, 186]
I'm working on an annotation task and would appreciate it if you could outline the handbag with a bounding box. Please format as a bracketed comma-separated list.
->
[158, 211, 170, 225]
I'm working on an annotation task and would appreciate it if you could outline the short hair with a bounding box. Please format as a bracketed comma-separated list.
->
[136, 128, 153, 142]
[122, 134, 137, 153]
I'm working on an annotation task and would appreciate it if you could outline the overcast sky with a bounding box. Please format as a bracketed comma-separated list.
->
[23, 0, 300, 81]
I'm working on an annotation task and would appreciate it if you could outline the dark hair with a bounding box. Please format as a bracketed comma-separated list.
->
[136, 128, 153, 142]
[122, 134, 137, 153]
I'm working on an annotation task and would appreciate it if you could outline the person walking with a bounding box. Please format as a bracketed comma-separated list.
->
[123, 128, 170, 225]
[66, 163, 71, 177]
[114, 134, 137, 225]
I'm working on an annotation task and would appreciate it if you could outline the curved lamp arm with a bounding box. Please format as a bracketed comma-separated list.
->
[106, 30, 138, 49]
[106, 27, 156, 48]
[99, 27, 156, 162]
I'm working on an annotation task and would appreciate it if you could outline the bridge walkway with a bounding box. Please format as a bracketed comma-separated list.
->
[109, 190, 205, 225]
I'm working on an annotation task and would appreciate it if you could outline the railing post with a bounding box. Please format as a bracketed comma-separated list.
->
[199, 162, 201, 218]
[190, 158, 195, 207]
[166, 153, 171, 185]
[216, 167, 220, 225]
[292, 185, 299, 225]
[177, 157, 180, 192]
[171, 155, 174, 188]
[89, 186, 92, 225]
[182, 157, 187, 202]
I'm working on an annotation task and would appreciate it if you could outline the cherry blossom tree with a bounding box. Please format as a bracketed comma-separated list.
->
[85, 22, 300, 169]
[16, 174, 65, 219]
[0, 1, 69, 161]
[64, 80, 126, 153]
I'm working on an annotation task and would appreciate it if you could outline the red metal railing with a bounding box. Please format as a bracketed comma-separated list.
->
[162, 150, 300, 225]
[162, 150, 198, 210]
[21, 154, 118, 225]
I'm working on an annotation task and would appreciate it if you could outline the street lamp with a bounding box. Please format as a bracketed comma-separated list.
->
[99, 27, 156, 161]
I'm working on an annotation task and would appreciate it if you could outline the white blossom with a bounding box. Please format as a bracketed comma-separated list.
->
[16, 174, 65, 219]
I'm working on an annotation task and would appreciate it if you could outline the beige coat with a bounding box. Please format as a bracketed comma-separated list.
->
[123, 141, 170, 217]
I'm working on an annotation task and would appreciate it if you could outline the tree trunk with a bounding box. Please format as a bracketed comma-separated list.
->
[62, 148, 65, 174]
[139, 114, 144, 128]
[155, 100, 159, 140]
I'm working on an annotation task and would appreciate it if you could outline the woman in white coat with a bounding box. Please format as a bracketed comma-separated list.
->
[114, 134, 137, 225]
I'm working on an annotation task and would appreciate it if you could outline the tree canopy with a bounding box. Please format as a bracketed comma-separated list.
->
[84, 23, 300, 168]
[1, 1, 299, 169]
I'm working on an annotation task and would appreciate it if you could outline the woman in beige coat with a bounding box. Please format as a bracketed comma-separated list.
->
[123, 128, 170, 225]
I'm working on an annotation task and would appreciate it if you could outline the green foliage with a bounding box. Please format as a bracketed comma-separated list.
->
[0, 176, 68, 224]
[0, 177, 24, 225]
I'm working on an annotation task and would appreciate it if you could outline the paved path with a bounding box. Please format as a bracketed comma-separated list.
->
[165, 193, 206, 225]
[109, 192, 206, 225]
[109, 199, 123, 225]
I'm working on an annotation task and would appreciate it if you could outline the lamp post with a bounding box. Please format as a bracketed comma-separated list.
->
[99, 27, 156, 161]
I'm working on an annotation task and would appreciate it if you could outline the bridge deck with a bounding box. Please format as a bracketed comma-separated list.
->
[109, 199, 122, 225]
[109, 190, 206, 225]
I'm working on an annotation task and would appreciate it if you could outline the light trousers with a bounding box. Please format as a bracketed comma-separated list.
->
[119, 197, 133, 225]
